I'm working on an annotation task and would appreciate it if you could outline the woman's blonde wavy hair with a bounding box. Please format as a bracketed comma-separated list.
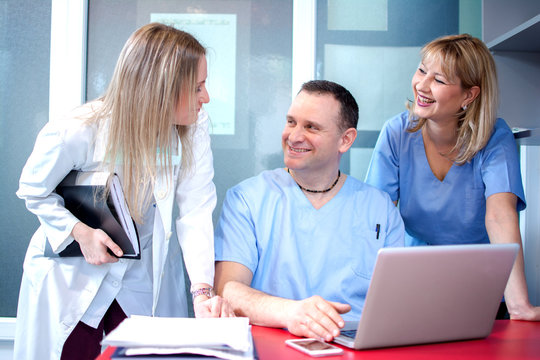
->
[407, 34, 499, 164]
[90, 23, 206, 223]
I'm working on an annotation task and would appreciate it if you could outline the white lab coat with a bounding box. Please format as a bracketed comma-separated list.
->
[14, 102, 216, 360]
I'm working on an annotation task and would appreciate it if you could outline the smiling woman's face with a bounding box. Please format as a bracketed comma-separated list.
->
[411, 58, 469, 124]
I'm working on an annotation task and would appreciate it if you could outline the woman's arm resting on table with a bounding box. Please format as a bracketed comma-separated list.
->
[485, 192, 540, 321]
[215, 261, 351, 342]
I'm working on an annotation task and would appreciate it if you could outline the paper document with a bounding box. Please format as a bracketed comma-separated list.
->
[113, 339, 255, 359]
[102, 316, 254, 359]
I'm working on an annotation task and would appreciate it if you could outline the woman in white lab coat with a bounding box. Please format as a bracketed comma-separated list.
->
[14, 23, 233, 360]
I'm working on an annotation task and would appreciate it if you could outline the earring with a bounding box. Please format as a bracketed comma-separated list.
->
[462, 104, 468, 111]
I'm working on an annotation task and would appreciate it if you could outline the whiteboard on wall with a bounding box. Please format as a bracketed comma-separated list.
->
[151, 13, 237, 135]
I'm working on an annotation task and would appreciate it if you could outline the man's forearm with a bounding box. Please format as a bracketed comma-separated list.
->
[222, 280, 294, 328]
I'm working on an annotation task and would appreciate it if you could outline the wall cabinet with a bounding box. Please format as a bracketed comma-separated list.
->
[483, 0, 540, 306]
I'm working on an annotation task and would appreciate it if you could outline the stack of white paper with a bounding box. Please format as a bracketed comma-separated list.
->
[102, 316, 255, 359]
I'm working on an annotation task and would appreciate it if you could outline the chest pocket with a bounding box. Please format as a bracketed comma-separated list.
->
[348, 222, 386, 280]
[464, 187, 485, 224]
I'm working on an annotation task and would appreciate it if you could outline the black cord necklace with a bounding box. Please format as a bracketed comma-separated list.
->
[287, 168, 341, 193]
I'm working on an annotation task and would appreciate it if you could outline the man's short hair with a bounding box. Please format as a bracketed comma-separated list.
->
[300, 80, 359, 132]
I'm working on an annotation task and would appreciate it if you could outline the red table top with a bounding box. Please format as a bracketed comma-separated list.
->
[98, 320, 540, 359]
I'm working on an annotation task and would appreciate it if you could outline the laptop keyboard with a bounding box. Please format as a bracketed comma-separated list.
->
[340, 329, 357, 339]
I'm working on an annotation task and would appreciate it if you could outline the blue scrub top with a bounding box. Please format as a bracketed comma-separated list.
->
[365, 111, 525, 246]
[215, 168, 404, 320]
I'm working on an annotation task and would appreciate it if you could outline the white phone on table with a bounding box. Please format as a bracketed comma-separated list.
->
[285, 338, 344, 357]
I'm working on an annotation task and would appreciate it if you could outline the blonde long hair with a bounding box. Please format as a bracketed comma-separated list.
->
[92, 23, 206, 223]
[407, 34, 499, 164]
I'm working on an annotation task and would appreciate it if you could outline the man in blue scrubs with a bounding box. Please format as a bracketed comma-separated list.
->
[214, 80, 404, 342]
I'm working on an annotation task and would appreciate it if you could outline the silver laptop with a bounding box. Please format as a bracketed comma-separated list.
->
[334, 243, 518, 350]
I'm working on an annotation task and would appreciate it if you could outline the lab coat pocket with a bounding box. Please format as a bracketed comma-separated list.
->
[26, 258, 55, 292]
[24, 229, 56, 290]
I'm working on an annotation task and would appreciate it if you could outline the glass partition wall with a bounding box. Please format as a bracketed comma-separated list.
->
[1, 0, 476, 320]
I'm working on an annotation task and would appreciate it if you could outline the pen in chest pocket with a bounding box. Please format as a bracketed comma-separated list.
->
[375, 224, 380, 239]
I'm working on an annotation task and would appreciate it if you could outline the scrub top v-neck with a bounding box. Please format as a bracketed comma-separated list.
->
[366, 111, 525, 246]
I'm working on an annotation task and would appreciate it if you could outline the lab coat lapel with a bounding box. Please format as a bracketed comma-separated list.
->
[152, 168, 174, 315]
[151, 150, 181, 315]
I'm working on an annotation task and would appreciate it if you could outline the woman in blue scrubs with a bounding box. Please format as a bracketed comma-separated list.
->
[366, 34, 540, 321]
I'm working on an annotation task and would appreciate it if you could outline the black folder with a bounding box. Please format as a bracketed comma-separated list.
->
[45, 171, 140, 259]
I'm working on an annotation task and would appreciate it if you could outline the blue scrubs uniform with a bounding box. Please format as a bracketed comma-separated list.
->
[215, 168, 404, 320]
[365, 111, 525, 246]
